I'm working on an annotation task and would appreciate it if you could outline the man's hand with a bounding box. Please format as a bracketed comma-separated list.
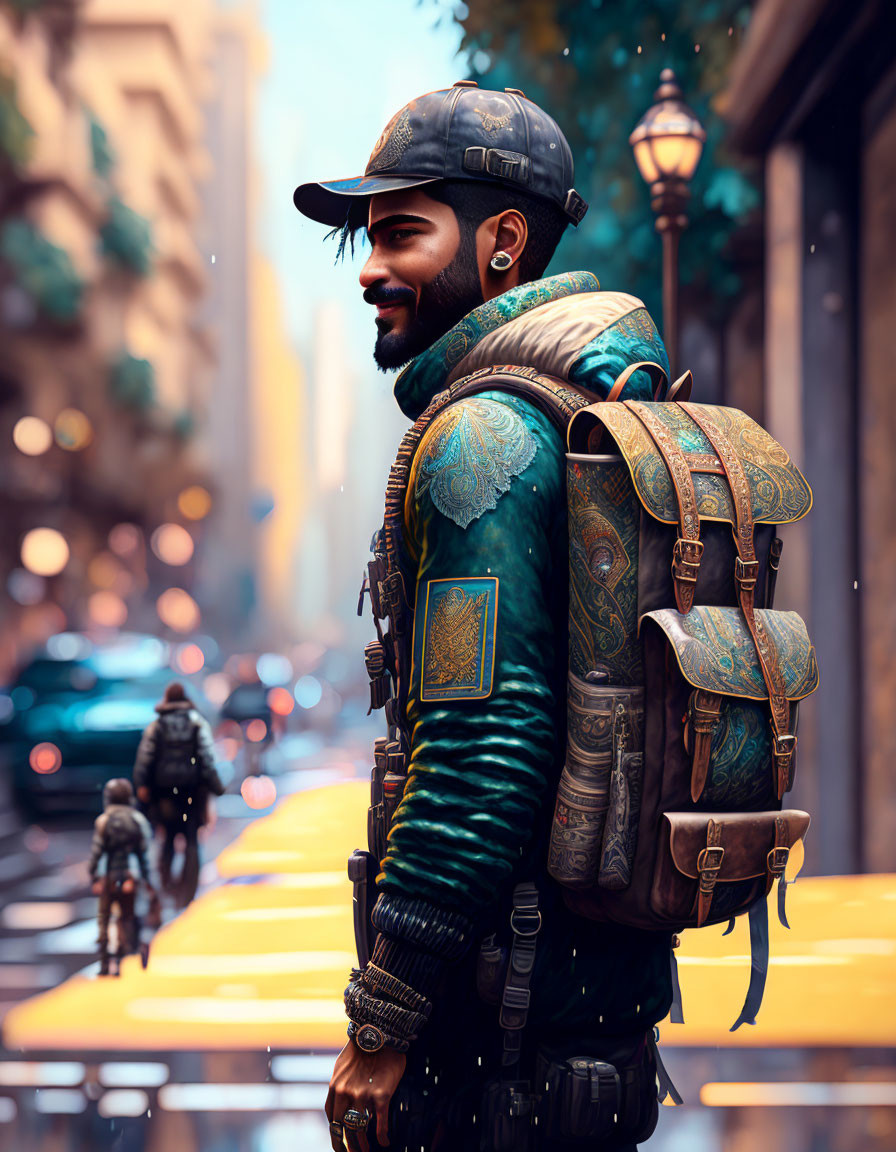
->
[137, 786, 150, 804]
[325, 1040, 406, 1152]
[91, 878, 103, 896]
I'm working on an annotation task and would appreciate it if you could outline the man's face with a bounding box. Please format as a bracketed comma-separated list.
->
[359, 187, 485, 371]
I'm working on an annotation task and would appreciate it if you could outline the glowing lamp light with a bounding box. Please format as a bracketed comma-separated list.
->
[203, 673, 231, 707]
[88, 591, 128, 629]
[21, 528, 69, 577]
[30, 743, 62, 775]
[156, 588, 200, 633]
[54, 409, 93, 451]
[240, 775, 277, 810]
[267, 687, 294, 717]
[13, 417, 53, 456]
[174, 643, 205, 675]
[629, 69, 706, 189]
[151, 524, 194, 567]
[245, 718, 267, 743]
[177, 486, 212, 521]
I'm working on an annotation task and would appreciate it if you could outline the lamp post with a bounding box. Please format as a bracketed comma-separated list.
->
[629, 69, 706, 378]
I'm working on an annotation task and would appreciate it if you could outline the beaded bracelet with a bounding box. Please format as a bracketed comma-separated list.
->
[344, 980, 427, 1039]
[361, 962, 432, 1016]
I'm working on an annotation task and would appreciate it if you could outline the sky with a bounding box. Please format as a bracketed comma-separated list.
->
[256, 0, 464, 368]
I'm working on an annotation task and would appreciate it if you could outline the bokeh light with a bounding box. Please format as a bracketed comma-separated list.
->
[46, 633, 91, 661]
[88, 591, 128, 629]
[203, 672, 231, 707]
[54, 408, 93, 451]
[240, 775, 276, 809]
[156, 588, 200, 633]
[13, 416, 53, 456]
[256, 652, 292, 686]
[21, 528, 69, 576]
[108, 523, 142, 558]
[29, 743, 62, 775]
[7, 569, 45, 606]
[214, 735, 241, 762]
[267, 686, 294, 717]
[88, 552, 121, 589]
[151, 524, 194, 567]
[245, 718, 267, 743]
[177, 485, 212, 521]
[293, 675, 322, 709]
[174, 643, 205, 675]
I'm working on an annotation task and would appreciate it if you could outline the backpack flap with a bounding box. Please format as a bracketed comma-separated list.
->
[642, 606, 818, 803]
[654, 810, 810, 929]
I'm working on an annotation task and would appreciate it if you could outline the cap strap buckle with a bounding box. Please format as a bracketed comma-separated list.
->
[463, 146, 531, 185]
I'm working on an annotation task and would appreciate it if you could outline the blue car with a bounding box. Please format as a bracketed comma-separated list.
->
[0, 632, 210, 818]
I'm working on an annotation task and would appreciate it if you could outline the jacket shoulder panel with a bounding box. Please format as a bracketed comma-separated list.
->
[414, 396, 538, 529]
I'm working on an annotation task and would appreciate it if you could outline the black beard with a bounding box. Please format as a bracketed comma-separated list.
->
[371, 229, 485, 371]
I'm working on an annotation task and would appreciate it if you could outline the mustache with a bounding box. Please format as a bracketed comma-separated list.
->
[363, 284, 416, 307]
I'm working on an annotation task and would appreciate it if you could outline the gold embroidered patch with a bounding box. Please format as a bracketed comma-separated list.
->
[413, 577, 498, 702]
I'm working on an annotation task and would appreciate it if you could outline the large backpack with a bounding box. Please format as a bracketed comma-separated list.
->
[151, 709, 201, 791]
[103, 805, 145, 858]
[358, 360, 815, 1029]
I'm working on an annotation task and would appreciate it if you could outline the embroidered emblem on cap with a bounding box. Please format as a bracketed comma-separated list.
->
[367, 109, 413, 172]
[414, 577, 498, 701]
[475, 99, 514, 134]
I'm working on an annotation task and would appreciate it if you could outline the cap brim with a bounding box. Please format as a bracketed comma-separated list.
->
[293, 174, 441, 226]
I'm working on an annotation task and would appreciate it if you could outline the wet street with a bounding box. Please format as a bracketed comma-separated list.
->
[0, 729, 371, 1152]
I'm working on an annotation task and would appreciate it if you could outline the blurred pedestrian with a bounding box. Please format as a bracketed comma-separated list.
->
[88, 777, 156, 976]
[133, 682, 224, 906]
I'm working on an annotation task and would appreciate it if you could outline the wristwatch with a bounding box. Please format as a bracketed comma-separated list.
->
[353, 1023, 386, 1053]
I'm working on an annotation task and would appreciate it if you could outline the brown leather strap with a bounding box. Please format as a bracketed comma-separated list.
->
[605, 360, 668, 403]
[767, 814, 791, 928]
[681, 403, 793, 797]
[688, 689, 722, 803]
[666, 370, 693, 403]
[626, 400, 703, 613]
[696, 820, 724, 928]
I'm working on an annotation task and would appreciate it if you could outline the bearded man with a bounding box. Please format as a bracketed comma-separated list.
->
[294, 83, 674, 1152]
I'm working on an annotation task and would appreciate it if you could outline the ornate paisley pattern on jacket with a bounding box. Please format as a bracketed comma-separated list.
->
[415, 397, 537, 528]
[568, 306, 671, 400]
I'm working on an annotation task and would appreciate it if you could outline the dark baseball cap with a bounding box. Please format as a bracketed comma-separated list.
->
[293, 82, 588, 228]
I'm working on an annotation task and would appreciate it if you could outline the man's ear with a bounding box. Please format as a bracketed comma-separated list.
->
[477, 209, 528, 296]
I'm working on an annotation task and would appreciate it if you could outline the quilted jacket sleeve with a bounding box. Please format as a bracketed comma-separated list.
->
[364, 392, 566, 1000]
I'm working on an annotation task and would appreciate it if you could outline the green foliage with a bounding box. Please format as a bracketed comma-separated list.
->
[0, 218, 82, 321]
[100, 196, 154, 276]
[0, 71, 33, 169]
[109, 352, 156, 412]
[173, 409, 196, 440]
[433, 0, 759, 320]
[86, 110, 114, 180]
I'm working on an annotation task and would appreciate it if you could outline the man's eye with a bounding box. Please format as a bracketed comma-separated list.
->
[390, 229, 418, 242]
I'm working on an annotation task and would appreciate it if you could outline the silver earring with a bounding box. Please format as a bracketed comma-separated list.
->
[490, 251, 513, 271]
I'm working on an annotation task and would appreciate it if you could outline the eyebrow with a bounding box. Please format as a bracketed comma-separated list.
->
[366, 214, 430, 242]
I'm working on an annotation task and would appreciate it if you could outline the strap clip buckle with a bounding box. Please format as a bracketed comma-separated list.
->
[509, 907, 542, 938]
[697, 845, 725, 891]
[672, 537, 704, 582]
[735, 556, 760, 589]
[767, 845, 790, 877]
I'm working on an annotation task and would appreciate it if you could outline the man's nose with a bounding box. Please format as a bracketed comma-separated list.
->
[359, 248, 388, 291]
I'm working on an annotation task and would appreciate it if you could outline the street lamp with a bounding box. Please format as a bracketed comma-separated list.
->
[630, 68, 706, 377]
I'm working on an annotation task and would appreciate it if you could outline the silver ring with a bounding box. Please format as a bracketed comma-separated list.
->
[342, 1108, 369, 1130]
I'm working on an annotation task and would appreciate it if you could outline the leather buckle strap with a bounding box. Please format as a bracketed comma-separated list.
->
[499, 883, 541, 1073]
[696, 821, 724, 928]
[509, 906, 542, 938]
[773, 733, 796, 799]
[688, 689, 722, 803]
[626, 400, 703, 613]
[766, 846, 789, 877]
[673, 537, 704, 584]
[734, 556, 760, 590]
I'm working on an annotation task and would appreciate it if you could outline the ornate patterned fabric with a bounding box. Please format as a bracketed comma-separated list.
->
[588, 402, 813, 526]
[415, 398, 537, 529]
[568, 458, 642, 684]
[568, 306, 671, 400]
[700, 700, 775, 811]
[414, 577, 498, 701]
[643, 607, 819, 701]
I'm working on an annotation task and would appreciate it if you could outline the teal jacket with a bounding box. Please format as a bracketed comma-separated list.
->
[375, 272, 673, 1035]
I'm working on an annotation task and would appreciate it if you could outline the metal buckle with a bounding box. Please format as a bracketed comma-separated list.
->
[697, 845, 725, 873]
[767, 846, 789, 876]
[735, 556, 760, 589]
[509, 907, 542, 937]
[502, 985, 531, 1011]
[672, 537, 704, 581]
[773, 733, 796, 759]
